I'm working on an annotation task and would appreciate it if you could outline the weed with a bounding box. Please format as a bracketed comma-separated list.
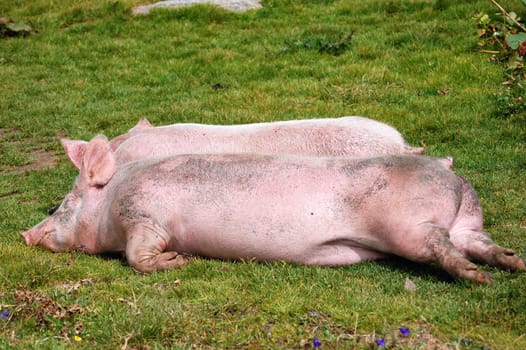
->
[474, 0, 526, 118]
[281, 28, 354, 56]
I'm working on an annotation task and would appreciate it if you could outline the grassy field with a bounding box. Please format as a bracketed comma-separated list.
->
[1, 0, 525, 348]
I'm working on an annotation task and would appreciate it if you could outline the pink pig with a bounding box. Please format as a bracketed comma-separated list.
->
[61, 116, 425, 167]
[22, 135, 524, 283]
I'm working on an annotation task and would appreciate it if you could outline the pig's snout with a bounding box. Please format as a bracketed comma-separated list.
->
[21, 227, 43, 246]
[21, 220, 60, 251]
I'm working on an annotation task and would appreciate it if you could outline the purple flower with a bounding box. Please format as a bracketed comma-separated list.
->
[308, 310, 319, 317]
[399, 327, 410, 337]
[0, 309, 9, 320]
[375, 338, 386, 347]
[313, 338, 321, 348]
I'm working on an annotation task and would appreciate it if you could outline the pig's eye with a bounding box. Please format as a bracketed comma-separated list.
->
[53, 194, 78, 217]
[47, 204, 60, 215]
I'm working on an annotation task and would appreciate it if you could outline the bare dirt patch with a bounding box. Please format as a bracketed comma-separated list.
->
[11, 149, 59, 174]
[0, 128, 60, 175]
[0, 127, 16, 138]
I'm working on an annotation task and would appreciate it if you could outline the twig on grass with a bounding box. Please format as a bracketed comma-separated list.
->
[489, 0, 526, 32]
[477, 49, 501, 54]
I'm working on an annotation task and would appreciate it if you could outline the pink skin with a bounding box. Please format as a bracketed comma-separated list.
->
[22, 136, 524, 283]
[42, 117, 435, 246]
[64, 116, 426, 166]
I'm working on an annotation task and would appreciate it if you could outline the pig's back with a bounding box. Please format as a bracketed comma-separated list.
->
[114, 116, 416, 163]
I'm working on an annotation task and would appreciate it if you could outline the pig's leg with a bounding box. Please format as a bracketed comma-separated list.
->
[450, 231, 526, 271]
[404, 224, 494, 283]
[449, 175, 525, 271]
[125, 223, 188, 273]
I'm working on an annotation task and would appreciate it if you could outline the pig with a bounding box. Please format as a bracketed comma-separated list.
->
[44, 117, 434, 233]
[62, 116, 425, 167]
[22, 135, 524, 283]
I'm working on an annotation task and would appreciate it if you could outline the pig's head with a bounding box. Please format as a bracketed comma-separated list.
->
[109, 118, 154, 150]
[21, 135, 116, 253]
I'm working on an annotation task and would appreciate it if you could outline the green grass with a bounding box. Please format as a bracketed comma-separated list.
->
[1, 0, 525, 348]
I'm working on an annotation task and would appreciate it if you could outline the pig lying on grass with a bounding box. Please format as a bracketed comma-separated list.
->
[62, 116, 425, 166]
[22, 135, 524, 283]
[43, 116, 434, 243]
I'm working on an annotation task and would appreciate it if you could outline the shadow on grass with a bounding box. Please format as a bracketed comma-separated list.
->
[374, 256, 458, 284]
[48, 243, 501, 287]
[94, 253, 462, 284]
[97, 252, 127, 263]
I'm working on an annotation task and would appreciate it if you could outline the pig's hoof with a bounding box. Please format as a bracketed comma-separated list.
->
[132, 252, 190, 273]
[158, 251, 189, 270]
[473, 270, 494, 284]
[494, 249, 526, 271]
[514, 257, 526, 271]
[458, 262, 493, 284]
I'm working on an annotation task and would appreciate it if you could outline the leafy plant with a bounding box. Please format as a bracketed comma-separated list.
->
[475, 0, 526, 117]
[475, 1, 526, 71]
[281, 30, 354, 56]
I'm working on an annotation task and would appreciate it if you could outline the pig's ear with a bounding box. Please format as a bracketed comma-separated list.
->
[129, 118, 153, 132]
[81, 135, 116, 187]
[61, 139, 88, 170]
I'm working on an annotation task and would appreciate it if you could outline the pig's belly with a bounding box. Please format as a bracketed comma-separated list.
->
[157, 162, 391, 266]
[167, 198, 385, 265]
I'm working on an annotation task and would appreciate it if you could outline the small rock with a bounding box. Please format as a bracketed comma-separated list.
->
[404, 277, 417, 292]
[0, 18, 34, 37]
[133, 0, 262, 15]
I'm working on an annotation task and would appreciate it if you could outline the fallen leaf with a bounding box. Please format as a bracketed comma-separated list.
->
[14, 289, 84, 327]
[56, 278, 94, 294]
